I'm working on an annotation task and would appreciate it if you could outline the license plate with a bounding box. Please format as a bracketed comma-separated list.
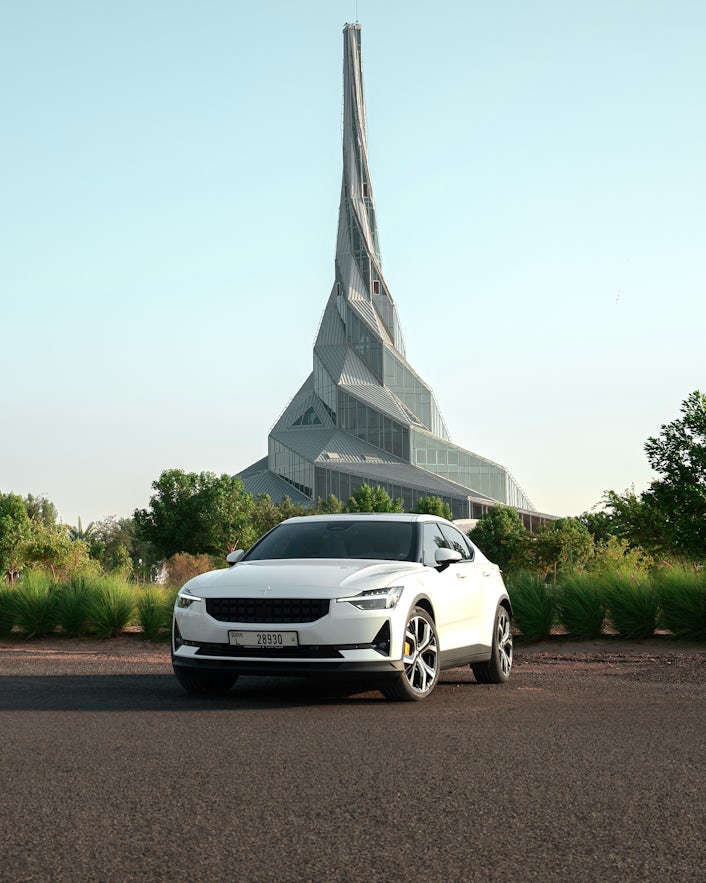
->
[229, 630, 299, 648]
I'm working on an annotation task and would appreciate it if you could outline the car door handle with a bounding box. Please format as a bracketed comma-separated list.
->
[482, 570, 492, 577]
[456, 572, 467, 579]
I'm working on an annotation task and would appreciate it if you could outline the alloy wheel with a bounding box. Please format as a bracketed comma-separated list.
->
[496, 607, 513, 677]
[403, 612, 439, 695]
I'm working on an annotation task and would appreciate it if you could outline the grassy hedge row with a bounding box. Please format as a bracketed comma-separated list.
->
[0, 573, 178, 641]
[1, 568, 705, 643]
[507, 567, 706, 642]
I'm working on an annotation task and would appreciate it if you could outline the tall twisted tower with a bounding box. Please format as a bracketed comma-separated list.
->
[238, 24, 534, 519]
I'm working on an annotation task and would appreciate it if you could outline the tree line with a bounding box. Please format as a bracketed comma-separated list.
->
[2, 390, 704, 586]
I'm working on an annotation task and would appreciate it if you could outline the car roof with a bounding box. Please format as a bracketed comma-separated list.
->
[280, 513, 455, 525]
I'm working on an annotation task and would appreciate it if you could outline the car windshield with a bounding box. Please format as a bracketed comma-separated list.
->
[243, 520, 417, 562]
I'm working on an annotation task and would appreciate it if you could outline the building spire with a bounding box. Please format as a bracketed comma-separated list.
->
[334, 23, 405, 354]
[236, 23, 536, 518]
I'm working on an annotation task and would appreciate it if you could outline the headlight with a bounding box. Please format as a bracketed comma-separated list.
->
[176, 589, 203, 609]
[336, 586, 404, 610]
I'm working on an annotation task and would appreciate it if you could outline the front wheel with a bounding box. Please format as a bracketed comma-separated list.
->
[471, 604, 513, 684]
[173, 668, 238, 696]
[380, 607, 439, 701]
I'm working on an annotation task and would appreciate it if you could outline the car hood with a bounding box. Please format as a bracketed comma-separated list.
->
[181, 559, 425, 597]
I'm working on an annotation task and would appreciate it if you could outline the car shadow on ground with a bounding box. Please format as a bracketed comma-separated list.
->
[0, 670, 487, 712]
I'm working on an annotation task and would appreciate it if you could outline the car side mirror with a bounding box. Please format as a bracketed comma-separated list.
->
[434, 548, 462, 569]
[226, 549, 245, 565]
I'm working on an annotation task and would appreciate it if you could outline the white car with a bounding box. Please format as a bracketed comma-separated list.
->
[172, 513, 513, 701]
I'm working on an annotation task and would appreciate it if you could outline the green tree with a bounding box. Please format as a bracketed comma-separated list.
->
[23, 522, 98, 581]
[250, 494, 283, 539]
[468, 506, 529, 572]
[313, 494, 345, 514]
[92, 516, 151, 575]
[578, 508, 619, 544]
[412, 496, 453, 520]
[0, 493, 32, 582]
[68, 517, 97, 543]
[345, 483, 404, 513]
[601, 487, 668, 555]
[276, 496, 310, 522]
[600, 392, 706, 561]
[134, 469, 260, 560]
[23, 494, 58, 529]
[534, 517, 594, 580]
[641, 390, 706, 560]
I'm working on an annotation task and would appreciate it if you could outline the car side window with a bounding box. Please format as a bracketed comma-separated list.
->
[439, 524, 474, 561]
[421, 524, 449, 566]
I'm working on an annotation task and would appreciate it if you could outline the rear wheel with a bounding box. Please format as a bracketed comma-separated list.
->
[173, 669, 238, 696]
[472, 604, 513, 684]
[380, 607, 439, 701]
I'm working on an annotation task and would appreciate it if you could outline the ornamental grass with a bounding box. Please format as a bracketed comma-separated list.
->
[506, 572, 554, 641]
[87, 575, 136, 638]
[136, 585, 175, 642]
[601, 572, 659, 640]
[11, 570, 58, 638]
[0, 585, 16, 636]
[54, 576, 97, 637]
[554, 572, 607, 639]
[654, 565, 706, 641]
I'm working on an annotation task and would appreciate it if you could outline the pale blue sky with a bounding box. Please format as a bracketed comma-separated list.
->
[1, 0, 704, 526]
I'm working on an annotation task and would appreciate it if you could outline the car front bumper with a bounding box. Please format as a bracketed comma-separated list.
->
[171, 650, 405, 678]
[172, 600, 408, 678]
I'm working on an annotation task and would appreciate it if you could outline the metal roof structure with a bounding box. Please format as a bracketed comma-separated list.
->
[237, 23, 535, 520]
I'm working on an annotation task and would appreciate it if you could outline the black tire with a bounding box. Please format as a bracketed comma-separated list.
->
[173, 668, 238, 696]
[471, 603, 513, 684]
[380, 606, 440, 701]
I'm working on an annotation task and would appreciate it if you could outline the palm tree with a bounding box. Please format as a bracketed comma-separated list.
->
[68, 517, 96, 543]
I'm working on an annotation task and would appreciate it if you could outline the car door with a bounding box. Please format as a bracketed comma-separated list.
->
[421, 523, 486, 658]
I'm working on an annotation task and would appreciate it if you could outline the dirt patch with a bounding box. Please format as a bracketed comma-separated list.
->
[0, 634, 171, 676]
[0, 632, 702, 678]
[511, 635, 706, 683]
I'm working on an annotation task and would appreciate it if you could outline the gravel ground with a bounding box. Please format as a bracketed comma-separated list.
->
[2, 633, 704, 882]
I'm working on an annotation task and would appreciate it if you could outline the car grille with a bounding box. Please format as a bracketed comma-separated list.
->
[205, 597, 330, 624]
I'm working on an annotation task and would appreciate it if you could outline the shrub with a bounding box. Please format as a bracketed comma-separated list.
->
[588, 536, 653, 577]
[88, 576, 136, 638]
[54, 576, 98, 637]
[554, 573, 607, 639]
[11, 570, 58, 638]
[506, 572, 554, 641]
[136, 586, 174, 642]
[602, 573, 658, 639]
[654, 565, 706, 641]
[164, 553, 214, 588]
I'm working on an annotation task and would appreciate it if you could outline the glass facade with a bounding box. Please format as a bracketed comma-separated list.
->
[412, 429, 509, 503]
[313, 354, 337, 416]
[292, 407, 321, 426]
[383, 349, 433, 432]
[345, 305, 382, 378]
[337, 389, 410, 460]
[269, 439, 314, 498]
[314, 465, 468, 520]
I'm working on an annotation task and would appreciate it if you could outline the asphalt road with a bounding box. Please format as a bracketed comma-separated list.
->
[1, 642, 705, 882]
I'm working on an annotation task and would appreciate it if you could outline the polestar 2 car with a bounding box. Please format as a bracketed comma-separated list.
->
[172, 513, 513, 701]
